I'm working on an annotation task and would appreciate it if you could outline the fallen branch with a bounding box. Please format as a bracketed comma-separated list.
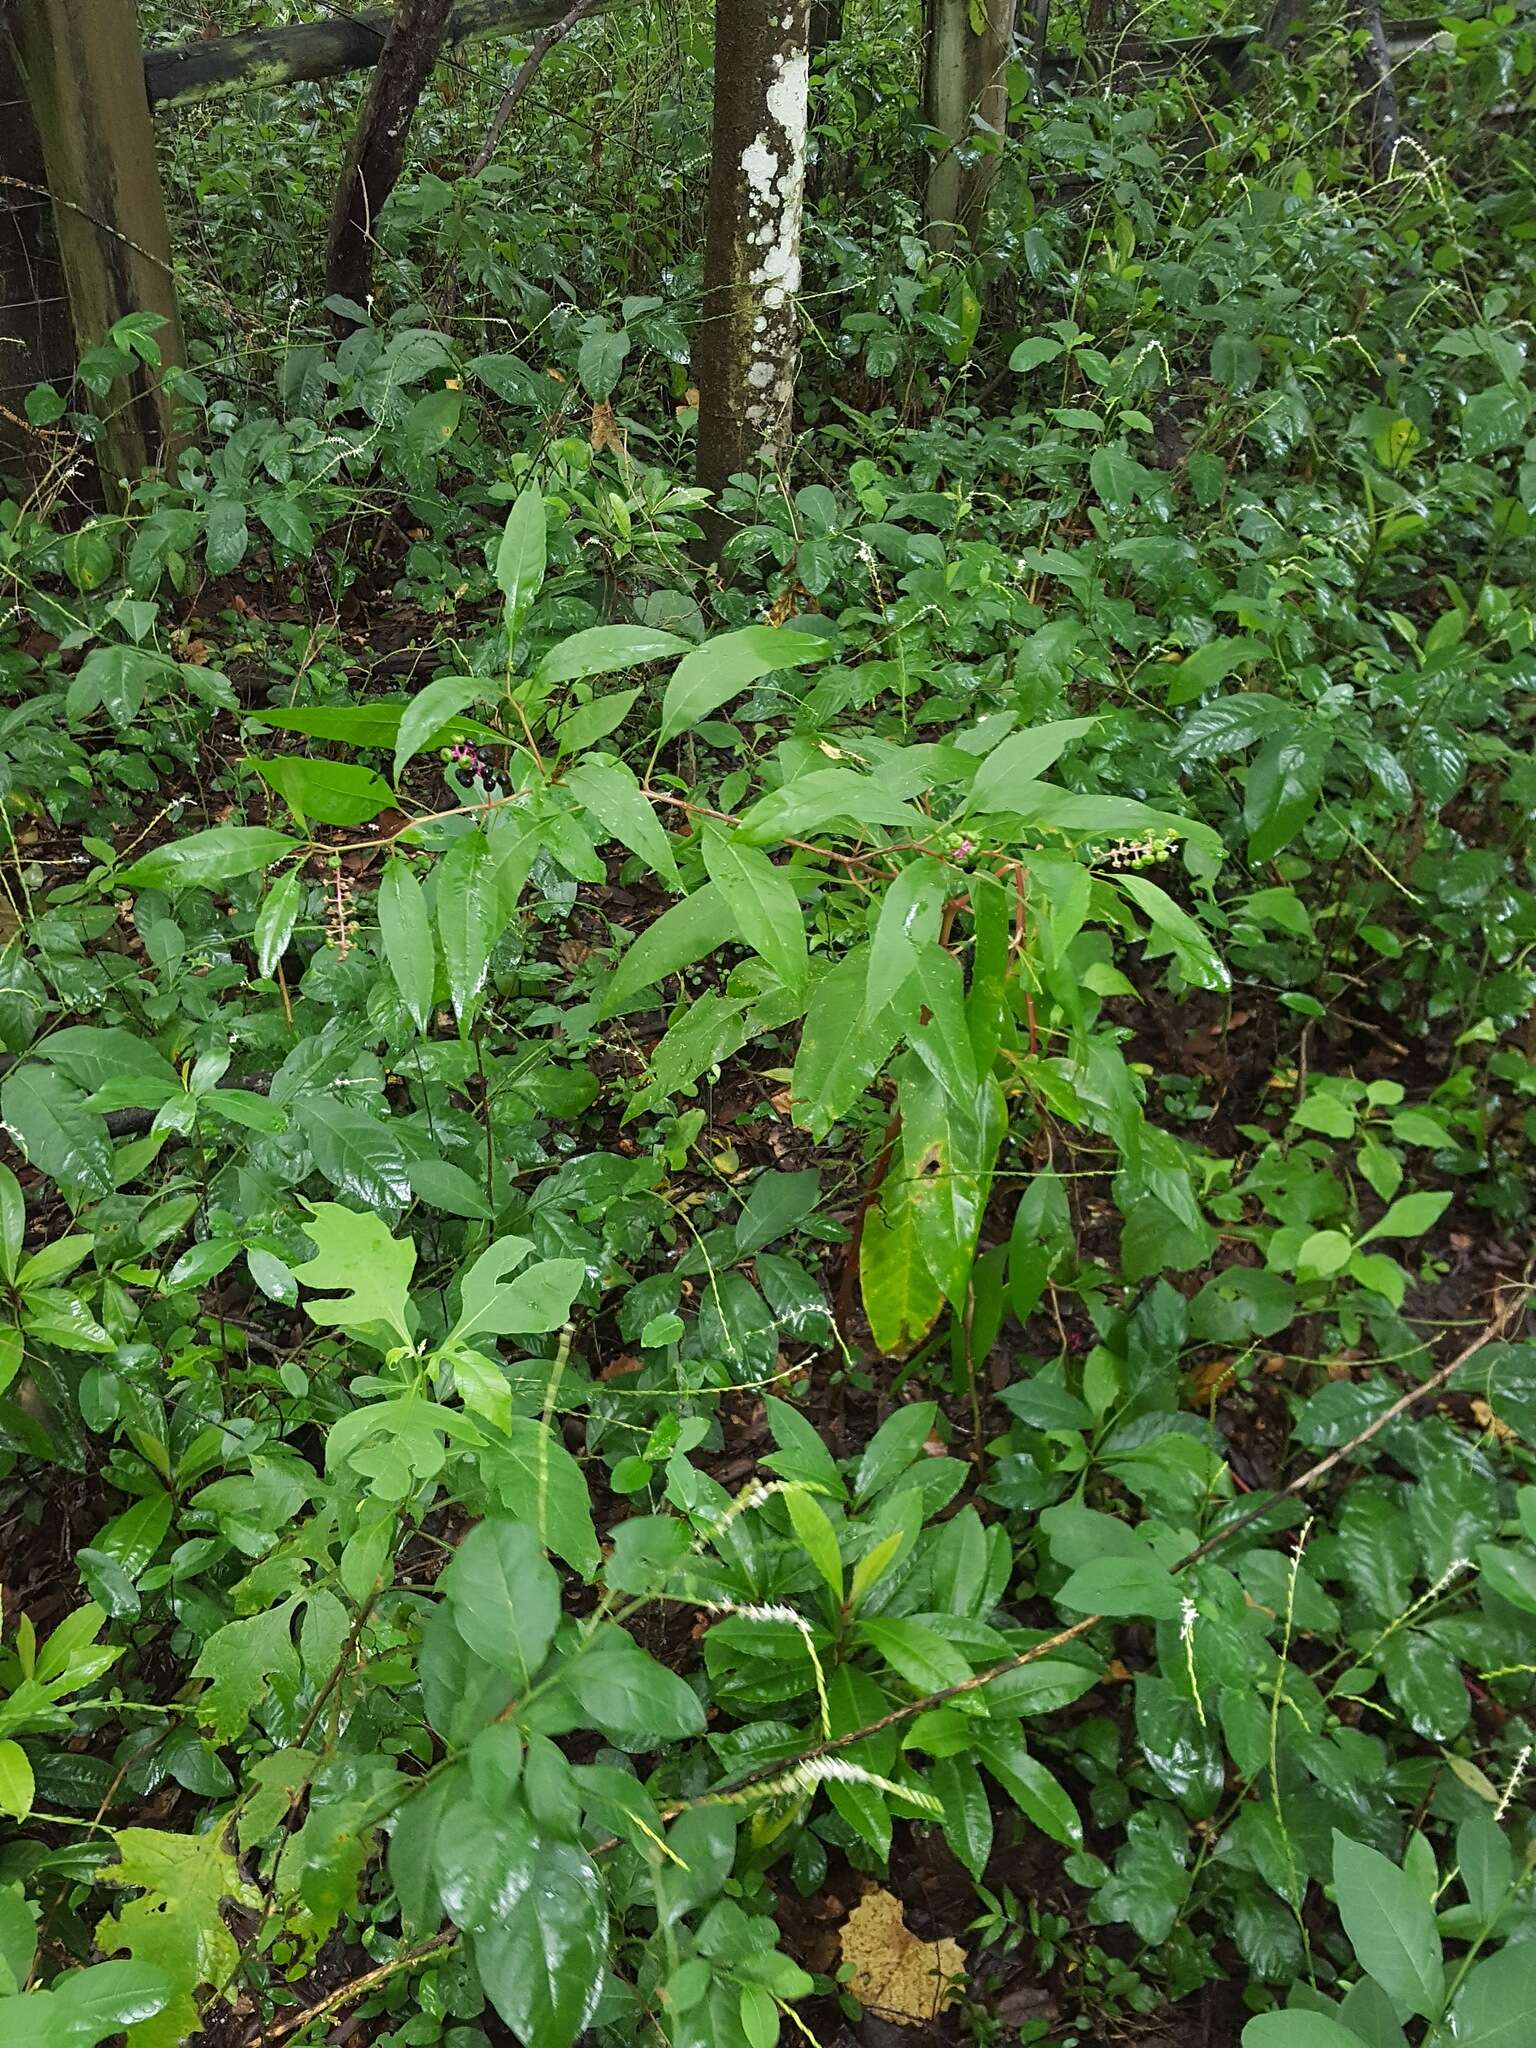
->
[465, 0, 603, 176]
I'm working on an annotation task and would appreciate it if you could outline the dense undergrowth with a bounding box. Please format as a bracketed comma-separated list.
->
[2, 4, 1536, 2045]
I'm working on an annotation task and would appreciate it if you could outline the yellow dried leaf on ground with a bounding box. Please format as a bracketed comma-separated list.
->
[840, 1885, 966, 2025]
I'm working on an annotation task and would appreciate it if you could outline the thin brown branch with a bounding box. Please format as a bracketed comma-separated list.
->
[712, 1282, 1531, 1797]
[246, 1934, 456, 2047]
[466, 0, 603, 176]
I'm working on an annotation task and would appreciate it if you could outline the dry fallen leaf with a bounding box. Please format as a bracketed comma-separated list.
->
[589, 400, 624, 454]
[840, 1886, 965, 2026]
[1472, 1398, 1515, 1443]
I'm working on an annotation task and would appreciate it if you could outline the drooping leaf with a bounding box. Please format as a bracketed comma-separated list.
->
[393, 674, 484, 785]
[701, 825, 807, 989]
[119, 825, 301, 893]
[595, 882, 737, 1019]
[377, 856, 436, 1033]
[563, 757, 681, 889]
[659, 625, 832, 744]
[251, 757, 393, 828]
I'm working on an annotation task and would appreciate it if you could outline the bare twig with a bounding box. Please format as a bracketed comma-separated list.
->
[466, 0, 602, 176]
[246, 1934, 455, 2047]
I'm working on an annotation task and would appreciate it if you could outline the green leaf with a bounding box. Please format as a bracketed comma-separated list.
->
[435, 827, 501, 1023]
[0, 1163, 22, 1284]
[861, 1167, 945, 1357]
[564, 1640, 706, 1747]
[119, 825, 300, 892]
[1462, 383, 1530, 457]
[470, 1834, 607, 2048]
[534, 623, 689, 688]
[482, 1417, 600, 1578]
[1331, 1831, 1444, 2019]
[1009, 336, 1063, 372]
[786, 1488, 843, 1602]
[1375, 1630, 1468, 1741]
[394, 674, 483, 785]
[95, 1827, 260, 2048]
[1358, 1190, 1452, 1244]
[294, 1202, 415, 1346]
[973, 1731, 1082, 1846]
[702, 826, 807, 990]
[0, 1740, 33, 1820]
[865, 856, 948, 1024]
[1119, 874, 1229, 993]
[965, 718, 1096, 813]
[8, 1962, 173, 2048]
[191, 1600, 301, 1743]
[1244, 732, 1328, 863]
[1241, 2017, 1368, 2048]
[378, 857, 436, 1033]
[856, 1615, 972, 1692]
[735, 1168, 821, 1257]
[554, 686, 641, 756]
[251, 757, 393, 828]
[1164, 636, 1266, 707]
[792, 948, 907, 1140]
[596, 881, 737, 1019]
[577, 322, 629, 398]
[449, 1239, 585, 1342]
[496, 486, 547, 637]
[388, 1771, 455, 1940]
[1056, 1555, 1182, 1620]
[900, 1058, 1004, 1308]
[1296, 1230, 1353, 1282]
[442, 1519, 560, 1686]
[403, 384, 463, 458]
[1, 1064, 112, 1198]
[563, 757, 682, 889]
[254, 869, 301, 980]
[658, 626, 831, 745]
[931, 1753, 993, 1879]
[1444, 1942, 1536, 2046]
[296, 1096, 413, 1214]
[854, 1402, 937, 1504]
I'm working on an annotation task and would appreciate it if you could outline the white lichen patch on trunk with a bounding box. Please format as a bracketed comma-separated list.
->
[695, 0, 812, 556]
[739, 37, 808, 457]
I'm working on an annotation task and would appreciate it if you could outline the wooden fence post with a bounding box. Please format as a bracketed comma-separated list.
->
[11, 0, 184, 498]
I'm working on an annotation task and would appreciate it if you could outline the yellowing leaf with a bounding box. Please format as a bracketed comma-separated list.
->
[860, 1163, 943, 1357]
[96, 1828, 260, 2048]
[840, 1885, 965, 2025]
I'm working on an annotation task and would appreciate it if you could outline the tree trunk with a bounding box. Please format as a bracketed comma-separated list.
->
[1350, 0, 1401, 176]
[1027, 0, 1050, 71]
[11, 0, 185, 502]
[921, 0, 1018, 254]
[325, 0, 456, 318]
[810, 0, 843, 53]
[694, 0, 811, 566]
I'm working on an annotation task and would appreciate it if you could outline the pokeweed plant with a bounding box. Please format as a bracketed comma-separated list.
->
[211, 488, 1231, 1380]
